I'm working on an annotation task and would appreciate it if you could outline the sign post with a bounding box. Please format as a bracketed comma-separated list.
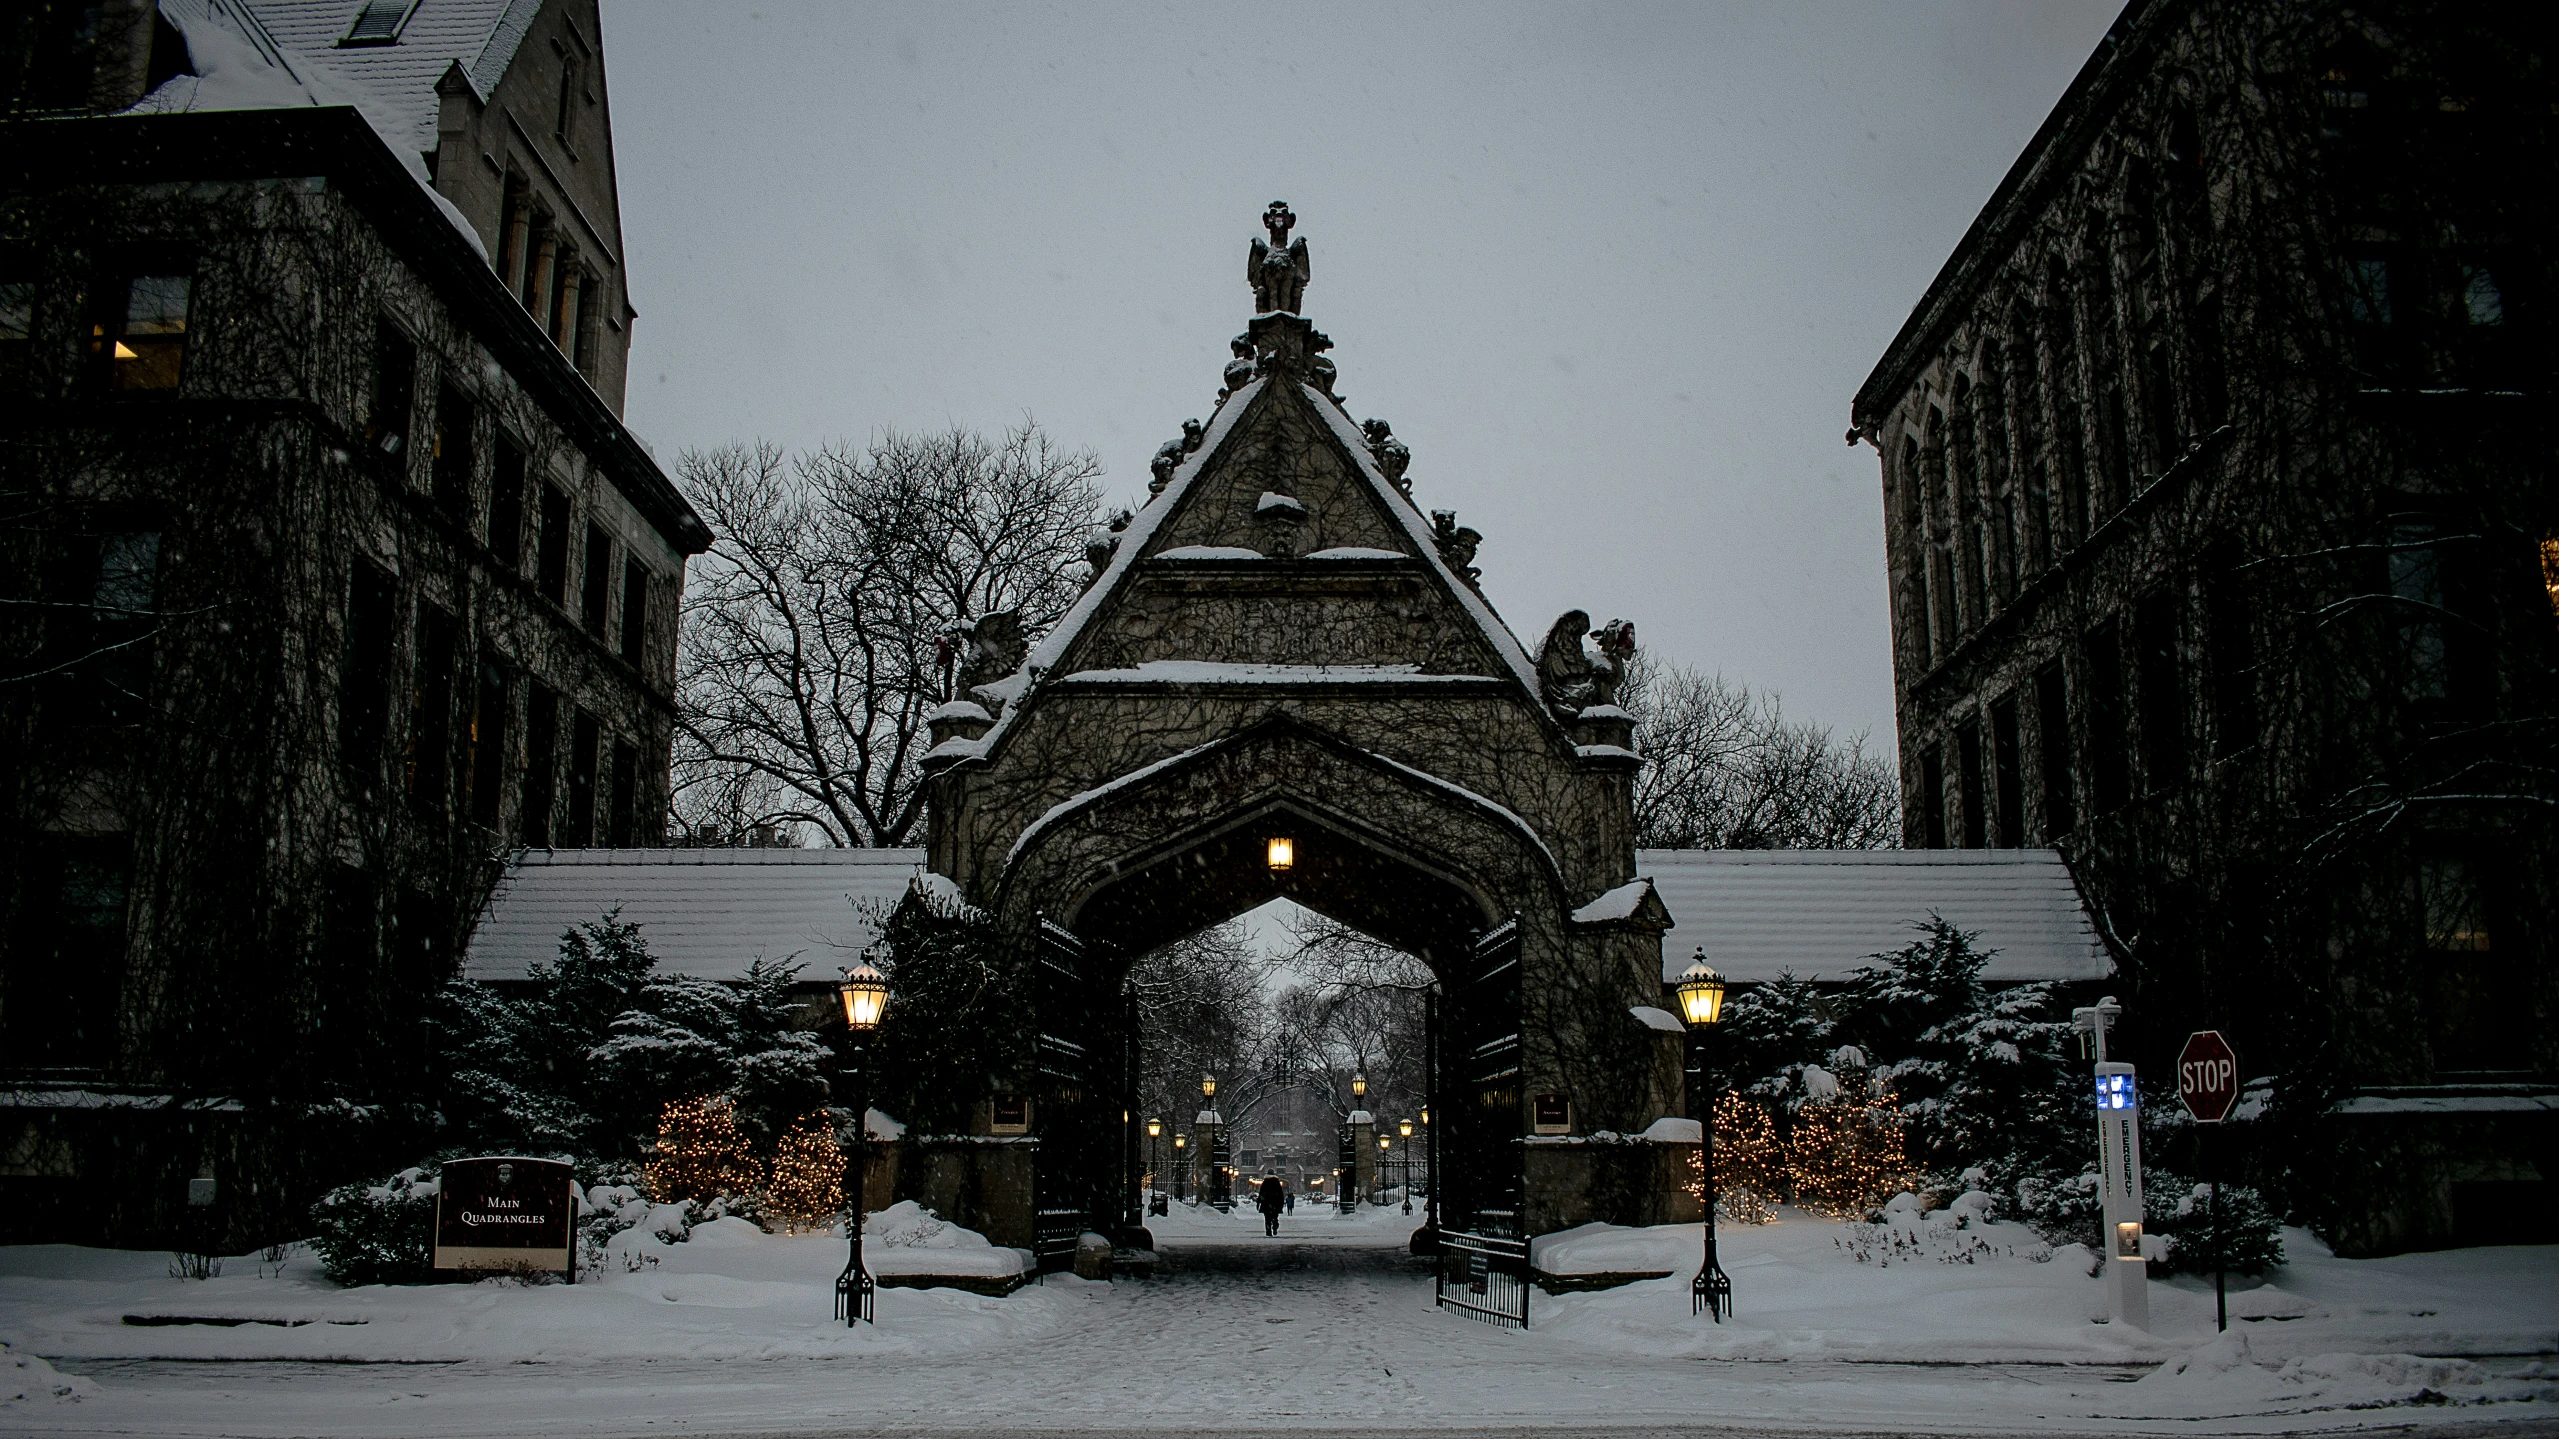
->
[2178, 1030, 2240, 1333]
[2073, 997, 2146, 1330]
[433, 1156, 576, 1282]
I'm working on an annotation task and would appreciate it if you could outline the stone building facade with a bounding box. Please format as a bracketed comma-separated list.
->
[0, 0, 704, 1245]
[1851, 0, 2553, 1252]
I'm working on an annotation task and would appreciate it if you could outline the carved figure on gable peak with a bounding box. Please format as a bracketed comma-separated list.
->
[1587, 618, 1636, 709]
[1249, 200, 1311, 314]
[1148, 419, 1208, 494]
[1083, 508, 1133, 581]
[1363, 418, 1412, 493]
[1538, 609, 1598, 713]
[1431, 509, 1481, 585]
[958, 610, 1030, 701]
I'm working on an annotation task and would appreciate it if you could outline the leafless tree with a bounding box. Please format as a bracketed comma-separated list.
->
[1621, 651, 1900, 849]
[670, 423, 1103, 846]
[1260, 911, 1429, 1125]
[1125, 922, 1268, 1126]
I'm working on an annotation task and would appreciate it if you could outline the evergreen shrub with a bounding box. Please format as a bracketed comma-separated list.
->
[308, 1165, 440, 1286]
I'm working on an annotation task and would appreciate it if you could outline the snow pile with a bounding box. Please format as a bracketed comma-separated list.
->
[1154, 545, 1262, 560]
[1532, 1222, 1690, 1277]
[2134, 1331, 2559, 1413]
[3, 1341, 94, 1404]
[1303, 546, 1405, 559]
[0, 1223, 1069, 1366]
[860, 1202, 1025, 1278]
[865, 1200, 970, 1249]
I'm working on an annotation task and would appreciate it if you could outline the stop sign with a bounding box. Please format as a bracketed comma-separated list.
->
[2178, 1031, 2240, 1123]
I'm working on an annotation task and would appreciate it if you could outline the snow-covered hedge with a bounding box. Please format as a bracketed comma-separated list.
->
[308, 1165, 441, 1286]
[2015, 1165, 2283, 1276]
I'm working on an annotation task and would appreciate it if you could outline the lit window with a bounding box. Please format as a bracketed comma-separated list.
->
[342, 0, 411, 46]
[2541, 535, 2559, 621]
[91, 273, 190, 391]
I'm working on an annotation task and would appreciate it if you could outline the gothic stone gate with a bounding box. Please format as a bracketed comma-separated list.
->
[912, 208, 1684, 1304]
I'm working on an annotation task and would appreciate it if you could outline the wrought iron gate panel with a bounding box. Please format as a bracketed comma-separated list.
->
[1435, 915, 1528, 1326]
[1121, 989, 1142, 1232]
[1032, 916, 1091, 1273]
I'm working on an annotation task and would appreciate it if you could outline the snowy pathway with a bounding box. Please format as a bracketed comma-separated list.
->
[8, 1216, 2554, 1437]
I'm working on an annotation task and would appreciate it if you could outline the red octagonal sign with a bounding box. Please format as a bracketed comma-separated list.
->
[2178, 1031, 2241, 1124]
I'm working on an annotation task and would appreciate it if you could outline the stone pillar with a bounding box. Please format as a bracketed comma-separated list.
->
[1347, 1111, 1376, 1207]
[1193, 1111, 1227, 1210]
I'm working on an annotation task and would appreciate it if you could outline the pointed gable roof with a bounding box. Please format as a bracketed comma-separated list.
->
[941, 349, 1555, 767]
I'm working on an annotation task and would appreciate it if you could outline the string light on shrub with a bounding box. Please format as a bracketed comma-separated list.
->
[766, 1111, 847, 1232]
[644, 1095, 761, 1206]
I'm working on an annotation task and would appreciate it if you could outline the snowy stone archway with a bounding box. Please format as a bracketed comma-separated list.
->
[910, 211, 1689, 1259]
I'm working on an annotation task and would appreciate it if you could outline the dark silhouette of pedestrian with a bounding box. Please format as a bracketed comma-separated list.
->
[1257, 1175, 1286, 1236]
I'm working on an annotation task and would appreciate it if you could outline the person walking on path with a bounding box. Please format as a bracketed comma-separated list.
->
[1257, 1175, 1287, 1236]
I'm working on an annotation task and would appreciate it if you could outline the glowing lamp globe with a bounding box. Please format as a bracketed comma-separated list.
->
[1674, 950, 1727, 1028]
[1200, 1073, 1217, 1099]
[838, 960, 890, 1032]
[1146, 1117, 1162, 1138]
[1351, 1072, 1367, 1099]
[1398, 1118, 1413, 1138]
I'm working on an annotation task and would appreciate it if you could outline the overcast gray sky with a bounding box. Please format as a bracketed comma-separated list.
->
[603, 0, 2122, 756]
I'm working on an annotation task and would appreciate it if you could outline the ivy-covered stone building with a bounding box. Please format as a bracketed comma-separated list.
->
[0, 0, 706, 1246]
[1852, 0, 2554, 1253]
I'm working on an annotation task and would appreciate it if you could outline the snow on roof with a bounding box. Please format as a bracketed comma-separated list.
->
[1570, 878, 1655, 925]
[237, 0, 541, 152]
[1298, 385, 1549, 704]
[1051, 661, 1505, 687]
[133, 0, 528, 259]
[1154, 545, 1263, 560]
[1638, 848, 2107, 984]
[465, 847, 926, 984]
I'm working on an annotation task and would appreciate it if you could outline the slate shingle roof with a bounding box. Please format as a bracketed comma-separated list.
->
[1635, 848, 2107, 984]
[464, 848, 928, 984]
[465, 847, 2107, 986]
[240, 0, 543, 150]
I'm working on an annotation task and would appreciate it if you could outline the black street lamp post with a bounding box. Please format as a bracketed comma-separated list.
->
[1398, 1117, 1415, 1214]
[1145, 1117, 1164, 1215]
[1676, 950, 1732, 1321]
[836, 957, 889, 1327]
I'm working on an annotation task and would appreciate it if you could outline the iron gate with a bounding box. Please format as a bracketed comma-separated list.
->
[1034, 916, 1145, 1274]
[1434, 914, 1529, 1327]
[1032, 916, 1094, 1273]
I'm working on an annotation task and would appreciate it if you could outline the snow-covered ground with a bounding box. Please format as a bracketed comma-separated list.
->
[3, 1205, 2552, 1436]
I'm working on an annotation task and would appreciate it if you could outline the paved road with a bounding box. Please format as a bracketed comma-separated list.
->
[34, 1240, 2548, 1439]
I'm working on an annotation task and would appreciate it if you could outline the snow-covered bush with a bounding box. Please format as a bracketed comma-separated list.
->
[2145, 1173, 2285, 1277]
[2015, 1164, 2283, 1277]
[864, 895, 1033, 1136]
[2013, 1165, 2102, 1251]
[430, 912, 831, 1162]
[309, 1165, 440, 1286]
[864, 1199, 992, 1250]
[1834, 916, 2082, 1188]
